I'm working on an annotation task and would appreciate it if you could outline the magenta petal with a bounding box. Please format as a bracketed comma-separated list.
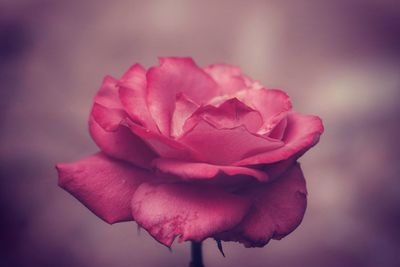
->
[131, 183, 251, 246]
[203, 64, 247, 95]
[184, 98, 263, 133]
[239, 89, 292, 136]
[126, 120, 201, 161]
[56, 153, 152, 224]
[89, 116, 156, 168]
[171, 93, 199, 137]
[91, 75, 127, 131]
[91, 103, 126, 131]
[90, 81, 158, 168]
[242, 89, 292, 120]
[179, 120, 284, 165]
[234, 113, 324, 165]
[146, 57, 217, 135]
[118, 64, 158, 131]
[219, 164, 307, 247]
[267, 116, 287, 140]
[90, 76, 126, 131]
[153, 158, 269, 182]
[94, 76, 122, 109]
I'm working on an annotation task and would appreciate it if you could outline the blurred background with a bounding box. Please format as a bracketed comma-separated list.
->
[1, 0, 400, 266]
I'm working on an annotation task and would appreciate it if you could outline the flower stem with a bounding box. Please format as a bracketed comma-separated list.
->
[189, 241, 204, 267]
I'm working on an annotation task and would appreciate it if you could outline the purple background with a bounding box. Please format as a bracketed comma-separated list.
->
[1, 1, 400, 267]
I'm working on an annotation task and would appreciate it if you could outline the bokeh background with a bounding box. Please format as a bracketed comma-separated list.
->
[1, 0, 400, 266]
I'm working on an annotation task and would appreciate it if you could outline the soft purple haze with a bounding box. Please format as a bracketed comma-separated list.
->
[1, 1, 400, 267]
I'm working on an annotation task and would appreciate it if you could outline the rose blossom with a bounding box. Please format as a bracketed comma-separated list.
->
[56, 57, 323, 248]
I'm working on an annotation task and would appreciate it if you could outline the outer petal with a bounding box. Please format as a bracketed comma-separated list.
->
[218, 163, 307, 247]
[91, 75, 126, 131]
[92, 82, 200, 164]
[131, 183, 251, 247]
[89, 116, 156, 168]
[94, 75, 122, 109]
[56, 153, 153, 224]
[146, 57, 217, 135]
[152, 158, 269, 182]
[234, 113, 324, 166]
[90, 79, 157, 168]
[203, 64, 248, 95]
[91, 102, 126, 131]
[118, 64, 158, 131]
[267, 116, 287, 140]
[178, 120, 284, 165]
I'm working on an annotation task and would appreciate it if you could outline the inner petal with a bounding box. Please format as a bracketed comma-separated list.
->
[203, 64, 247, 95]
[178, 120, 284, 165]
[183, 98, 263, 134]
[235, 88, 292, 138]
[146, 57, 217, 136]
[170, 93, 199, 138]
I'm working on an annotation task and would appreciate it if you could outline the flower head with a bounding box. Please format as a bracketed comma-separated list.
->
[56, 57, 323, 247]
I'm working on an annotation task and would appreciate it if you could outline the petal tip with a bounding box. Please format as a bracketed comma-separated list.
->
[158, 56, 195, 66]
[55, 162, 72, 188]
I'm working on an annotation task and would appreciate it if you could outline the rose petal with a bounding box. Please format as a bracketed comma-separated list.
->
[236, 88, 292, 136]
[94, 76, 122, 109]
[92, 73, 200, 164]
[118, 64, 158, 131]
[153, 158, 269, 182]
[90, 101, 157, 168]
[171, 93, 199, 137]
[240, 88, 292, 120]
[234, 113, 323, 165]
[262, 154, 298, 181]
[125, 119, 200, 161]
[91, 102, 126, 131]
[203, 64, 248, 95]
[218, 163, 307, 247]
[131, 182, 251, 246]
[56, 153, 152, 224]
[89, 116, 156, 168]
[183, 98, 263, 134]
[91, 75, 127, 131]
[267, 116, 287, 140]
[179, 120, 284, 165]
[146, 57, 217, 135]
[89, 77, 155, 168]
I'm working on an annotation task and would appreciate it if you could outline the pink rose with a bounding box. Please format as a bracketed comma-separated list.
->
[56, 57, 323, 248]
